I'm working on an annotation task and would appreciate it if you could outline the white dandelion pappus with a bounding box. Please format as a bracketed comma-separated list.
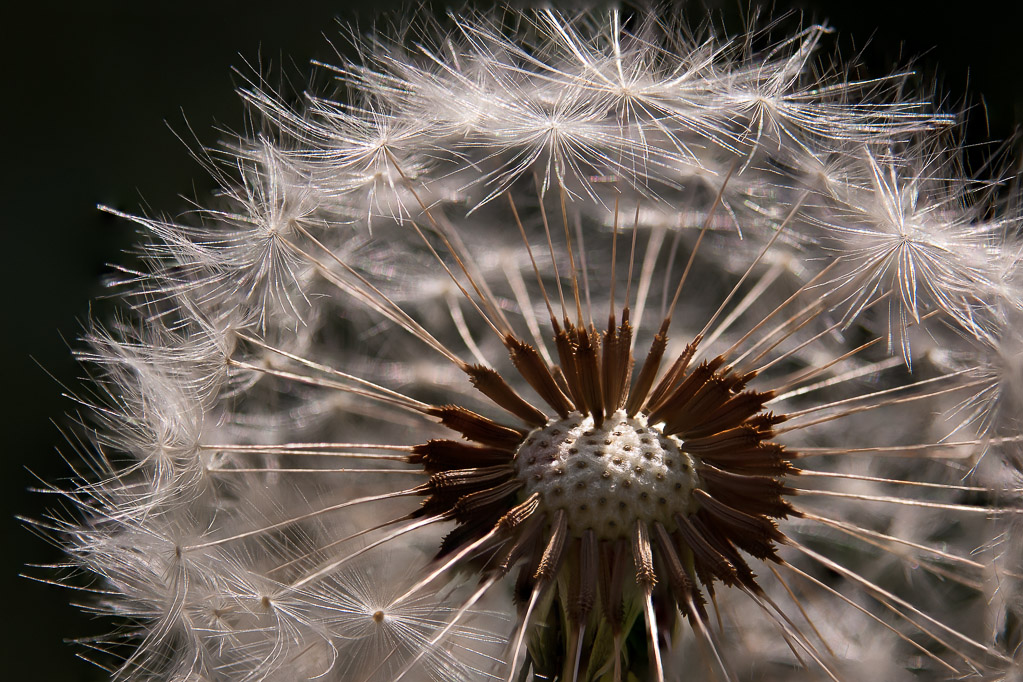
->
[30, 6, 1023, 682]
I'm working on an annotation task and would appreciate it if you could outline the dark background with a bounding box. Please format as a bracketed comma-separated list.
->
[3, 1, 1019, 678]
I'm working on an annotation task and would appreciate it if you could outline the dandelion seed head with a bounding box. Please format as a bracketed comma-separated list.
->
[28, 5, 1023, 682]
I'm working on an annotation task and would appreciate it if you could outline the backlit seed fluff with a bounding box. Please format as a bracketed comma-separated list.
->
[31, 6, 1023, 682]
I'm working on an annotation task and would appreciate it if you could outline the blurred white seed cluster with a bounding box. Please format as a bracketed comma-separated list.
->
[37, 6, 1023, 682]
